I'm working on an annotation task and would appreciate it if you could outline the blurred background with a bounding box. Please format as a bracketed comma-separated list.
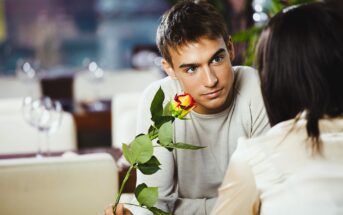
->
[1, 0, 341, 74]
[0, 0, 258, 74]
[0, 0, 169, 72]
[0, 0, 339, 149]
[1, 1, 342, 213]
[0, 0, 264, 149]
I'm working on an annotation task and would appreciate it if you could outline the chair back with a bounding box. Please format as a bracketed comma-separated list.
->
[0, 153, 118, 215]
[112, 92, 141, 149]
[0, 76, 41, 98]
[0, 98, 77, 154]
[74, 69, 160, 103]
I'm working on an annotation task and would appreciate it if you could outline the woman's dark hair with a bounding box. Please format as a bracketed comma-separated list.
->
[156, 0, 230, 66]
[256, 3, 343, 152]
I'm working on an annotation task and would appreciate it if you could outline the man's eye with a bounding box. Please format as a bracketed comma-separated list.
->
[211, 55, 224, 64]
[186, 66, 197, 74]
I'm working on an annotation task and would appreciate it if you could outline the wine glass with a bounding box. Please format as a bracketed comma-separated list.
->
[45, 99, 63, 155]
[22, 97, 63, 157]
[32, 97, 63, 156]
[22, 96, 43, 157]
[16, 59, 39, 97]
[86, 60, 106, 111]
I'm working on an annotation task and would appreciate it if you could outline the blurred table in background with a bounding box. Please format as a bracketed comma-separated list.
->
[73, 100, 112, 148]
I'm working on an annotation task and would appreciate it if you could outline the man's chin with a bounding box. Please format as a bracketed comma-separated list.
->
[200, 99, 229, 114]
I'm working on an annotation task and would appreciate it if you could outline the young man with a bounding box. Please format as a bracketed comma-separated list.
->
[106, 1, 269, 214]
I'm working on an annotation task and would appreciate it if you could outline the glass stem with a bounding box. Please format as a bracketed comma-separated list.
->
[45, 131, 50, 156]
[37, 130, 43, 158]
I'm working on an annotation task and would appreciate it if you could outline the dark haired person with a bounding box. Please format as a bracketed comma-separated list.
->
[212, 2, 343, 215]
[105, 1, 269, 214]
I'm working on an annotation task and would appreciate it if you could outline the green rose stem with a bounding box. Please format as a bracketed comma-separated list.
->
[113, 132, 158, 213]
[113, 165, 135, 213]
[112, 87, 203, 215]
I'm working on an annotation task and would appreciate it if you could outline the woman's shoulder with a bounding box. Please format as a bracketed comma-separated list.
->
[234, 119, 301, 166]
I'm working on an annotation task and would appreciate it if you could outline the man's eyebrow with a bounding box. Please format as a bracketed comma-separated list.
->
[179, 63, 199, 69]
[208, 48, 226, 63]
[178, 48, 226, 69]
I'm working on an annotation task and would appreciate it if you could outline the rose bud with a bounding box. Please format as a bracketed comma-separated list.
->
[170, 93, 196, 119]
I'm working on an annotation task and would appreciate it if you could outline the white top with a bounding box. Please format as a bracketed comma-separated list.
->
[130, 66, 270, 214]
[212, 115, 343, 215]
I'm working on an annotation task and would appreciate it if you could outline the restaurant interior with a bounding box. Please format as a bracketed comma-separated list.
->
[1, 0, 341, 214]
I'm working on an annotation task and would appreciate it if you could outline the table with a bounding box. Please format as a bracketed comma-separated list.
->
[73, 100, 112, 148]
[0, 147, 136, 193]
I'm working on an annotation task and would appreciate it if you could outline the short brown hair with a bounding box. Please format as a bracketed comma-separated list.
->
[156, 0, 230, 66]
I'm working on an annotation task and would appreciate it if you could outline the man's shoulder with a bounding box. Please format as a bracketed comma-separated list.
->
[233, 66, 260, 87]
[233, 66, 261, 97]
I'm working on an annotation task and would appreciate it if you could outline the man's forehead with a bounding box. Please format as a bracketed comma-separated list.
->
[168, 36, 224, 53]
[168, 37, 226, 64]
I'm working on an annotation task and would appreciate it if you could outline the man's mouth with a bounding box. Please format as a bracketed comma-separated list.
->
[202, 88, 222, 99]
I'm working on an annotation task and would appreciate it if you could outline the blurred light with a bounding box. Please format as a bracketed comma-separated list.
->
[253, 12, 268, 23]
[88, 61, 98, 72]
[23, 62, 31, 72]
[153, 56, 162, 67]
[253, 13, 261, 22]
[254, 4, 263, 12]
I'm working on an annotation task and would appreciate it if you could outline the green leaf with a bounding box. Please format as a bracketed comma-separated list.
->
[232, 26, 262, 43]
[150, 87, 165, 123]
[155, 116, 174, 129]
[122, 143, 135, 165]
[131, 134, 153, 164]
[163, 101, 172, 116]
[158, 121, 173, 146]
[148, 125, 159, 140]
[165, 142, 206, 150]
[148, 207, 171, 215]
[270, 0, 284, 16]
[158, 140, 174, 152]
[135, 183, 158, 208]
[135, 183, 147, 201]
[138, 156, 161, 175]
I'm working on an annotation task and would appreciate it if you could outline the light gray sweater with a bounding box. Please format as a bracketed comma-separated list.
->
[131, 66, 270, 215]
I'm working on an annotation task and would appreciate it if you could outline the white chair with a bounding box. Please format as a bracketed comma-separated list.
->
[0, 76, 41, 99]
[111, 92, 142, 149]
[0, 98, 77, 154]
[0, 153, 118, 215]
[74, 68, 161, 103]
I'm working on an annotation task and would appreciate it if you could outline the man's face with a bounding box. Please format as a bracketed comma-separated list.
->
[162, 36, 235, 114]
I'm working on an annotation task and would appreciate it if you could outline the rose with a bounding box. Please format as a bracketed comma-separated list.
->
[113, 87, 204, 215]
[170, 93, 196, 119]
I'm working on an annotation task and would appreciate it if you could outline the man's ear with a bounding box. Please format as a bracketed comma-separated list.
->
[226, 36, 235, 62]
[162, 59, 177, 80]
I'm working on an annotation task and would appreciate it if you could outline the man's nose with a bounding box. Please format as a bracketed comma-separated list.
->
[203, 66, 218, 87]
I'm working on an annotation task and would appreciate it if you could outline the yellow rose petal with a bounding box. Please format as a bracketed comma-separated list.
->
[179, 95, 191, 107]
